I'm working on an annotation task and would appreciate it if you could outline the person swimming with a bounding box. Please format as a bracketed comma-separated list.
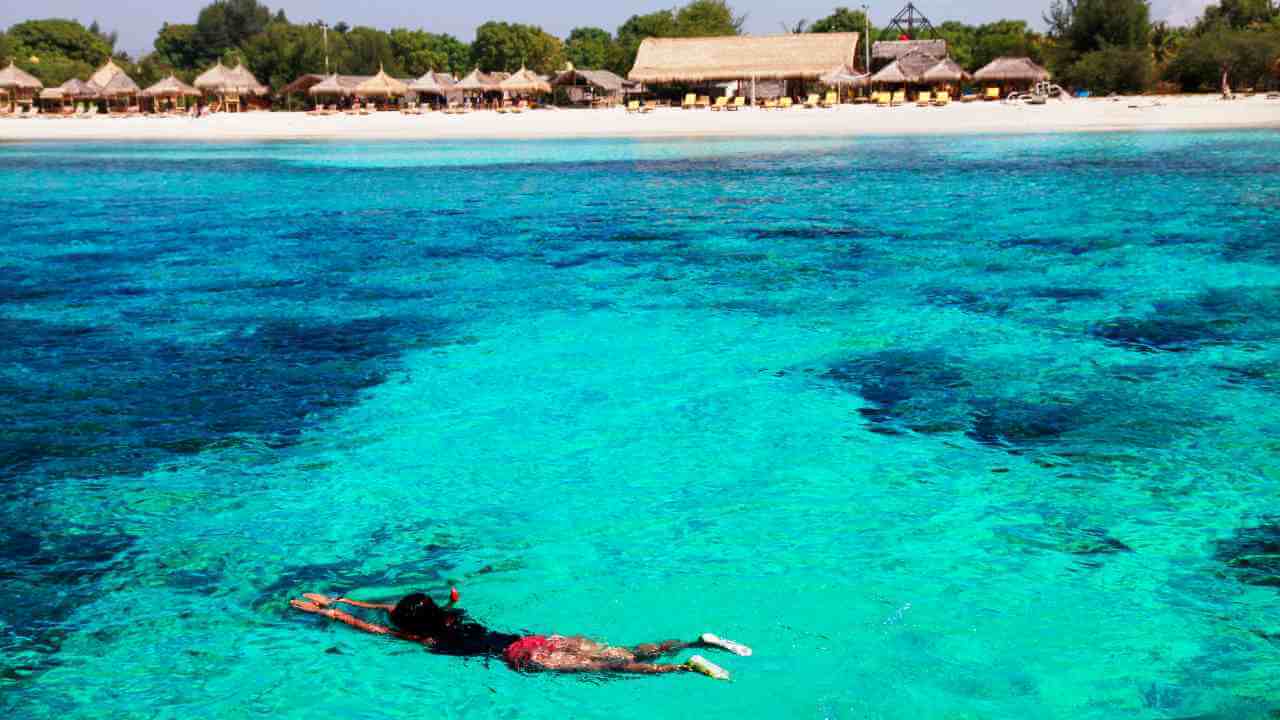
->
[289, 589, 751, 680]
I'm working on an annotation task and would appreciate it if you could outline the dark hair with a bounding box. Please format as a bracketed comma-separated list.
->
[390, 593, 457, 635]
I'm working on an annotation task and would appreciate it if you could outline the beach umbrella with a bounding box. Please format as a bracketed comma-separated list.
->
[820, 66, 869, 87]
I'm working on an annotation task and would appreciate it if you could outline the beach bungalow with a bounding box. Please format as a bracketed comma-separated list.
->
[38, 78, 100, 115]
[552, 69, 633, 107]
[0, 60, 43, 113]
[869, 49, 939, 101]
[920, 57, 971, 99]
[353, 67, 409, 110]
[195, 61, 269, 112]
[142, 74, 200, 113]
[627, 33, 859, 105]
[973, 57, 1050, 99]
[456, 68, 504, 109]
[498, 67, 551, 108]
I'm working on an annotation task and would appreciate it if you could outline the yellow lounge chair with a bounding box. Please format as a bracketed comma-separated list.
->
[891, 91, 906, 107]
[916, 91, 932, 107]
[822, 90, 838, 108]
[711, 96, 729, 111]
[875, 91, 890, 107]
[728, 96, 745, 111]
[696, 95, 711, 109]
[780, 97, 794, 109]
[933, 92, 951, 107]
[626, 100, 640, 113]
[805, 93, 820, 108]
[985, 87, 1000, 101]
[682, 93, 697, 109]
[763, 98, 778, 110]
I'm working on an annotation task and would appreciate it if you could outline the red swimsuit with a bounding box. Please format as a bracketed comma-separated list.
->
[503, 635, 561, 670]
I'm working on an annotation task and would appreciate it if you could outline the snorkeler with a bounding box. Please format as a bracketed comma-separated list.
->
[289, 588, 751, 680]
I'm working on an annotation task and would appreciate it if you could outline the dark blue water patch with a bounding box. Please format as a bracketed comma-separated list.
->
[752, 226, 875, 241]
[968, 399, 1085, 448]
[1092, 287, 1280, 353]
[1216, 361, 1280, 392]
[1027, 287, 1106, 303]
[923, 286, 1012, 317]
[994, 523, 1133, 558]
[1215, 521, 1280, 590]
[824, 350, 973, 434]
[0, 524, 138, 681]
[1222, 228, 1280, 265]
[0, 314, 444, 485]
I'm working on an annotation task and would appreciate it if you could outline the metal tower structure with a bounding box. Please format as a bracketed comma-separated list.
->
[881, 2, 938, 40]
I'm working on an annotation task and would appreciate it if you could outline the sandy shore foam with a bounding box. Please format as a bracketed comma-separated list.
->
[1, 95, 1277, 142]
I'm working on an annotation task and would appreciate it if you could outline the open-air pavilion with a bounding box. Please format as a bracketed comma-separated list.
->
[39, 78, 100, 115]
[973, 57, 1051, 97]
[352, 67, 409, 110]
[195, 61, 269, 112]
[456, 68, 504, 108]
[142, 74, 201, 113]
[551, 69, 634, 107]
[0, 60, 43, 113]
[627, 32, 860, 105]
[498, 67, 551, 107]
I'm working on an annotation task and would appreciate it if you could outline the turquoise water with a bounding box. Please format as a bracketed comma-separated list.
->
[3, 132, 1280, 719]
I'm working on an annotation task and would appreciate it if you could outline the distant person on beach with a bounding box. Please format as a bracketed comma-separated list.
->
[289, 589, 751, 680]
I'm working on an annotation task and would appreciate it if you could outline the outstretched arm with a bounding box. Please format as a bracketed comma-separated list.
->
[302, 593, 396, 612]
[291, 599, 393, 635]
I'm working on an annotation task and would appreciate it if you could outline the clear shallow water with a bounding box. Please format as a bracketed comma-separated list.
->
[2, 132, 1280, 719]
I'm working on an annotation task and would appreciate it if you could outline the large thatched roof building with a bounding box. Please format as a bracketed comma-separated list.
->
[0, 60, 43, 110]
[628, 33, 860, 84]
[872, 39, 946, 61]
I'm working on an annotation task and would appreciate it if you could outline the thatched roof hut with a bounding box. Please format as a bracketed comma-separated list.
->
[409, 71, 448, 95]
[499, 67, 551, 94]
[98, 71, 141, 99]
[142, 74, 200, 98]
[353, 67, 408, 97]
[41, 79, 95, 101]
[457, 68, 502, 92]
[628, 33, 859, 83]
[307, 74, 353, 97]
[973, 57, 1050, 83]
[870, 51, 938, 85]
[88, 59, 129, 89]
[0, 60, 43, 91]
[195, 62, 268, 95]
[552, 69, 626, 93]
[922, 57, 971, 84]
[872, 39, 947, 61]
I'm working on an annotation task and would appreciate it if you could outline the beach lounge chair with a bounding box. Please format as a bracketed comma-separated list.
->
[891, 91, 905, 107]
[985, 87, 1000, 101]
[805, 93, 820, 108]
[626, 100, 641, 113]
[696, 96, 710, 109]
[933, 92, 951, 107]
[711, 96, 729, 111]
[682, 93, 697, 109]
[822, 91, 838, 108]
[762, 98, 778, 110]
[917, 91, 932, 107]
[779, 97, 794, 109]
[728, 96, 745, 111]
[875, 92, 890, 107]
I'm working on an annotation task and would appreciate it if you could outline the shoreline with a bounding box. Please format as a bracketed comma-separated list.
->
[2, 95, 1277, 143]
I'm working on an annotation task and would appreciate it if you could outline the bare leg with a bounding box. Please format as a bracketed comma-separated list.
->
[538, 655, 691, 675]
[632, 640, 691, 659]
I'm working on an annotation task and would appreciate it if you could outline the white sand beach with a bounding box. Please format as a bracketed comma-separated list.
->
[2, 95, 1277, 142]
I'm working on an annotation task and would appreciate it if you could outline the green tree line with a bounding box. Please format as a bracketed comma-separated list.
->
[0, 0, 1277, 97]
